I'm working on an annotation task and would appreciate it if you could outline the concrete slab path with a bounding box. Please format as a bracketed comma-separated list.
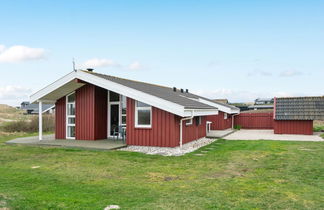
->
[224, 129, 323, 142]
[207, 129, 235, 138]
[6, 134, 127, 150]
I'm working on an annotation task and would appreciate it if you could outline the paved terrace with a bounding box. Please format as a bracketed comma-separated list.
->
[6, 134, 127, 150]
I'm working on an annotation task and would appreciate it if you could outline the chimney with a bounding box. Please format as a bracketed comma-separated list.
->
[173, 87, 177, 92]
[86, 68, 94, 72]
[180, 89, 184, 93]
[185, 89, 189, 93]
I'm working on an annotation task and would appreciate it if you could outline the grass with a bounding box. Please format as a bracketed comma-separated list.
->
[0, 134, 323, 209]
[313, 120, 324, 132]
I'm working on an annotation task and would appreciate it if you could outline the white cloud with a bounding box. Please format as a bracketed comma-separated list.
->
[192, 88, 298, 103]
[0, 85, 32, 106]
[0, 45, 46, 63]
[81, 58, 120, 69]
[247, 69, 272, 77]
[128, 61, 143, 70]
[279, 70, 302, 77]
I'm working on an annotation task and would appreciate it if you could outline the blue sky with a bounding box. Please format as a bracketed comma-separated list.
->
[0, 0, 323, 106]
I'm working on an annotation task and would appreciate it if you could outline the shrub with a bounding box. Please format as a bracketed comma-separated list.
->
[1, 115, 54, 133]
[321, 133, 324, 139]
[313, 126, 324, 132]
[234, 125, 242, 130]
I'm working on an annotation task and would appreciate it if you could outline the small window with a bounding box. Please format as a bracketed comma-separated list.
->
[186, 118, 193, 126]
[67, 92, 75, 103]
[198, 116, 202, 125]
[224, 113, 228, 120]
[109, 91, 119, 102]
[135, 101, 151, 128]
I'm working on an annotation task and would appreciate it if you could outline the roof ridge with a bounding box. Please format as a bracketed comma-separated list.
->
[83, 70, 174, 90]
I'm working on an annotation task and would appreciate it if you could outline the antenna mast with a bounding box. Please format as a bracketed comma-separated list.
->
[72, 58, 76, 71]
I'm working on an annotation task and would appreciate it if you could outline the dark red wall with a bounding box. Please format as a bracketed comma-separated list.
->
[180, 116, 207, 144]
[274, 120, 313, 135]
[126, 98, 206, 147]
[206, 111, 232, 130]
[76, 84, 107, 140]
[234, 113, 274, 129]
[55, 96, 66, 139]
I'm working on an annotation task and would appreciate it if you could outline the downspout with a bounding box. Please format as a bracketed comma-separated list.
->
[179, 110, 194, 149]
[231, 113, 240, 129]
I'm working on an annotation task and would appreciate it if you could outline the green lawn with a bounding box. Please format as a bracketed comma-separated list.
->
[0, 134, 323, 210]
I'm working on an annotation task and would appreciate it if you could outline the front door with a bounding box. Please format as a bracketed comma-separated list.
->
[110, 104, 119, 136]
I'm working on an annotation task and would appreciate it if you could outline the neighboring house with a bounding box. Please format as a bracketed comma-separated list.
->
[212, 99, 228, 104]
[273, 96, 324, 135]
[20, 101, 55, 114]
[255, 98, 274, 105]
[206, 102, 240, 130]
[30, 69, 235, 147]
[248, 104, 274, 110]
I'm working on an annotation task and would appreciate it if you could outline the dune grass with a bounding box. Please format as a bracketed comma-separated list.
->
[0, 134, 323, 209]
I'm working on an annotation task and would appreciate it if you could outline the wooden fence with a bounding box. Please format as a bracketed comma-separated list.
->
[234, 113, 274, 129]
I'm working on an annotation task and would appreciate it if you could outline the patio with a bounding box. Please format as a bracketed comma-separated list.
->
[6, 134, 127, 150]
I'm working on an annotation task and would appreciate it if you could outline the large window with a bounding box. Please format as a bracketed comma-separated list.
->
[66, 92, 76, 139]
[135, 101, 151, 128]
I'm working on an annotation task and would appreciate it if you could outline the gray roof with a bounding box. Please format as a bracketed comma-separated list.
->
[22, 103, 55, 113]
[275, 96, 324, 120]
[88, 71, 218, 109]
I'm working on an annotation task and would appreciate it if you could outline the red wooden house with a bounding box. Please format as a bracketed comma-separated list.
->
[30, 69, 235, 147]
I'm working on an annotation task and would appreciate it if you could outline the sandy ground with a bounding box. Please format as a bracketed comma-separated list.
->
[224, 129, 323, 141]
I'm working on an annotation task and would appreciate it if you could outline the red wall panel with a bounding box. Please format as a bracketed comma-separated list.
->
[274, 120, 313, 135]
[126, 98, 206, 147]
[76, 84, 107, 140]
[55, 96, 66, 139]
[234, 113, 274, 129]
[206, 111, 232, 130]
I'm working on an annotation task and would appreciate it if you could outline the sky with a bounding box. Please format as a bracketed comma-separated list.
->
[0, 0, 323, 106]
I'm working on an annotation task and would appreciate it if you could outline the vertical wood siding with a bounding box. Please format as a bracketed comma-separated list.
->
[76, 84, 107, 140]
[180, 116, 207, 144]
[126, 98, 206, 147]
[55, 96, 66, 139]
[234, 113, 274, 129]
[94, 86, 108, 139]
[274, 120, 313, 135]
[206, 111, 232, 130]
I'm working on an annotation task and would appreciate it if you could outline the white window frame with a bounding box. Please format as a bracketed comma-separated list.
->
[186, 118, 193, 126]
[224, 113, 228, 120]
[66, 92, 76, 139]
[121, 95, 127, 126]
[135, 101, 152, 128]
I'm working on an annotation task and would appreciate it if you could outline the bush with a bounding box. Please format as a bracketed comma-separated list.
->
[313, 126, 324, 132]
[321, 133, 324, 139]
[234, 125, 242, 130]
[1, 115, 54, 133]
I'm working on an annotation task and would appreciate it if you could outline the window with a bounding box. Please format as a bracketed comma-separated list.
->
[186, 118, 193, 126]
[121, 95, 127, 125]
[198, 116, 202, 125]
[224, 113, 228, 120]
[66, 92, 76, 139]
[109, 91, 119, 102]
[135, 101, 151, 128]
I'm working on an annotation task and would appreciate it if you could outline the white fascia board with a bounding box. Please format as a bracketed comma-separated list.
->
[30, 71, 77, 103]
[197, 98, 240, 114]
[184, 109, 219, 117]
[76, 70, 187, 117]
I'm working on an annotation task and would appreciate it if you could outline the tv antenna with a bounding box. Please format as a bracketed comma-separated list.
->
[72, 58, 76, 71]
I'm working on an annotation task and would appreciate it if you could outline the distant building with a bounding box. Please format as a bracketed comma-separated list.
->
[212, 99, 228, 104]
[254, 98, 274, 105]
[20, 101, 55, 115]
